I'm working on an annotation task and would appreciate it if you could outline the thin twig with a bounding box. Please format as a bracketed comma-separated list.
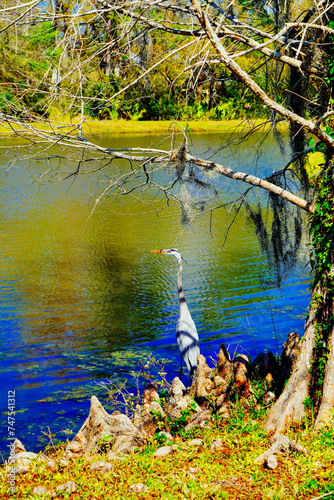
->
[310, 492, 334, 500]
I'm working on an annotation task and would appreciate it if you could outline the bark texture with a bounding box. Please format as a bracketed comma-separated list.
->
[65, 396, 144, 457]
[264, 304, 317, 433]
[315, 330, 334, 428]
[187, 154, 315, 214]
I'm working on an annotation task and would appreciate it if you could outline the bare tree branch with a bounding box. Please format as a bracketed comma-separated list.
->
[191, 0, 334, 151]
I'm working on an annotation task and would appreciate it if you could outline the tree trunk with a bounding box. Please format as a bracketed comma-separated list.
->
[312, 263, 334, 429]
[315, 327, 334, 429]
[265, 161, 334, 433]
[265, 278, 334, 432]
[264, 290, 316, 432]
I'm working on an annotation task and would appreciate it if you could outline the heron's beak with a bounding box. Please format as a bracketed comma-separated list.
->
[151, 249, 166, 254]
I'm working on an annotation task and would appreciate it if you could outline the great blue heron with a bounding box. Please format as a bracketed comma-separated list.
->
[151, 248, 200, 378]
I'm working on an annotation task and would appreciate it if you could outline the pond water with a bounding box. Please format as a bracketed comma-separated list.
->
[0, 129, 311, 453]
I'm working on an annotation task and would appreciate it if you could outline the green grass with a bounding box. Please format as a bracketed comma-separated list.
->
[77, 118, 270, 136]
[2, 399, 334, 499]
[0, 117, 288, 138]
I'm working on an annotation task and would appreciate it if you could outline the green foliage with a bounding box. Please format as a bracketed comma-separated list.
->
[303, 396, 313, 410]
[167, 399, 199, 435]
[309, 167, 334, 285]
[150, 408, 165, 430]
[310, 325, 330, 405]
[325, 21, 334, 86]
[302, 396, 315, 427]
[154, 432, 168, 446]
[25, 22, 57, 51]
[0, 91, 14, 112]
[309, 162, 334, 299]
[308, 98, 334, 406]
[299, 480, 334, 499]
[97, 435, 115, 454]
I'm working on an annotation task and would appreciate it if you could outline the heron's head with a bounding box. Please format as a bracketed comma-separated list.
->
[151, 248, 181, 259]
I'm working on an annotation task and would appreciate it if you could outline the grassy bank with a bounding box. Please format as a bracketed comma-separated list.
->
[2, 398, 334, 499]
[74, 118, 269, 136]
[0, 117, 285, 138]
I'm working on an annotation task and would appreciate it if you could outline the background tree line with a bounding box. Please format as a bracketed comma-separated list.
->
[0, 0, 313, 122]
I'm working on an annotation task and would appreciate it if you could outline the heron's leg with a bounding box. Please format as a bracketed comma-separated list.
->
[180, 355, 183, 380]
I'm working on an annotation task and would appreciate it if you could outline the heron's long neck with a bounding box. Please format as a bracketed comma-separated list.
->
[177, 257, 188, 312]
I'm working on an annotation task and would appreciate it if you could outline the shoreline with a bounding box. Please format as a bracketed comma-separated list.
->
[0, 117, 285, 138]
[78, 118, 272, 135]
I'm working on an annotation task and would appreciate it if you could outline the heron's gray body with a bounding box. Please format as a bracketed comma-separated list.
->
[176, 306, 200, 378]
[152, 248, 200, 378]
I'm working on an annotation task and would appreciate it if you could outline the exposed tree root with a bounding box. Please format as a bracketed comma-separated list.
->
[254, 433, 307, 470]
